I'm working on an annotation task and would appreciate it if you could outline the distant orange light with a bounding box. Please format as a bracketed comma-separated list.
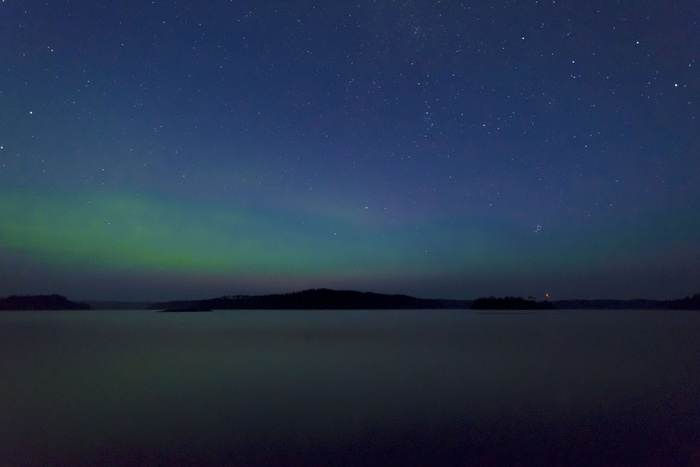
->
[545, 293, 550, 298]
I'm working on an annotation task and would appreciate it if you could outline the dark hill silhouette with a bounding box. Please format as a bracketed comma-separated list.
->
[151, 288, 472, 310]
[0, 294, 89, 310]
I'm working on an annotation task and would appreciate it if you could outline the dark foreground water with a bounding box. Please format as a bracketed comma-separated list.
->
[1, 309, 699, 466]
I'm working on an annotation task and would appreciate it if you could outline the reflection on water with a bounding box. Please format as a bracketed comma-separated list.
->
[1, 309, 699, 465]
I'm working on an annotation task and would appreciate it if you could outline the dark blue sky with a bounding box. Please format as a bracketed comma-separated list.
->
[1, 1, 698, 300]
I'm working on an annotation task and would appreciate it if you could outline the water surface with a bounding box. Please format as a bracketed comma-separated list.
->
[1, 309, 699, 465]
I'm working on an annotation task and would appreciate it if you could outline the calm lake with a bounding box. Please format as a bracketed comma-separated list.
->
[1, 309, 699, 466]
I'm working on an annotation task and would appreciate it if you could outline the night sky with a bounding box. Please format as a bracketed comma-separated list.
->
[1, 1, 698, 301]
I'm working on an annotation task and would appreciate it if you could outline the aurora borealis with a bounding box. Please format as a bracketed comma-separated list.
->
[1, 1, 698, 301]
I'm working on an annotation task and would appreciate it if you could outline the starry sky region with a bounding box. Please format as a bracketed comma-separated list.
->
[1, 1, 698, 301]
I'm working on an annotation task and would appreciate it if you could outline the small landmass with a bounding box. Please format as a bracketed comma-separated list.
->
[158, 307, 212, 312]
[471, 296, 555, 310]
[85, 300, 156, 310]
[0, 294, 90, 310]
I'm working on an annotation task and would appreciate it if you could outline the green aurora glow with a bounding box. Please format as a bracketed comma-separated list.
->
[2, 190, 697, 300]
